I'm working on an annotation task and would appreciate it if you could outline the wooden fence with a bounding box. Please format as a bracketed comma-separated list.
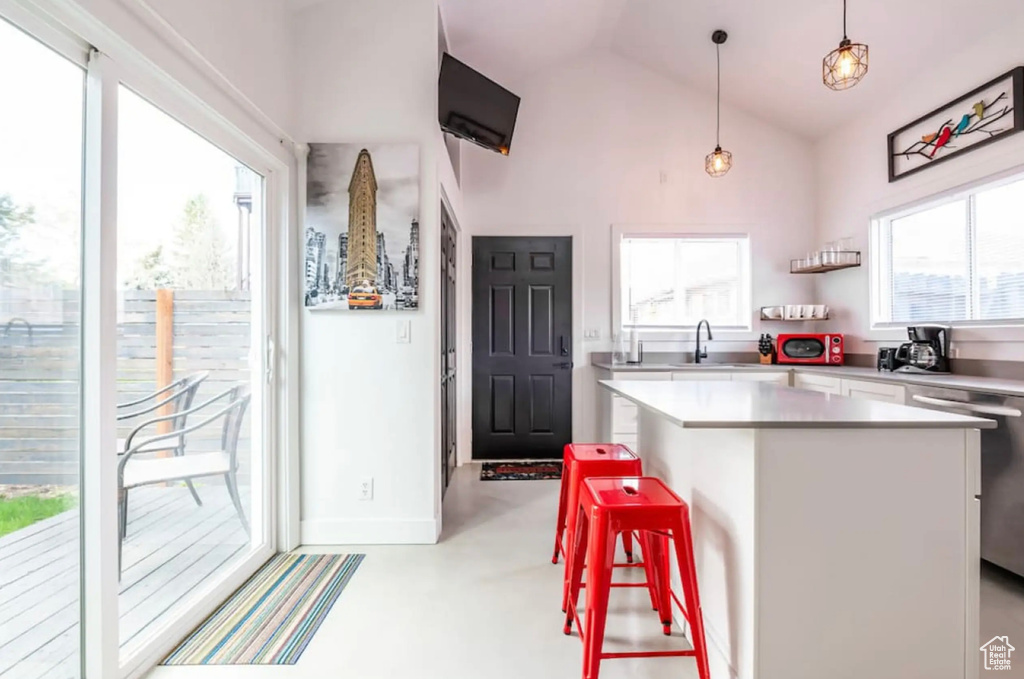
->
[0, 289, 252, 484]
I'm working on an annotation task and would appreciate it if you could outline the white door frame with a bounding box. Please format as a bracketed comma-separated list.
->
[459, 224, 586, 464]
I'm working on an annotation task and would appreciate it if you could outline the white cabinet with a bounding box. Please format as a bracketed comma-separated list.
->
[840, 378, 906, 404]
[673, 370, 790, 386]
[793, 372, 842, 395]
[598, 370, 670, 446]
[671, 372, 733, 381]
[732, 371, 791, 386]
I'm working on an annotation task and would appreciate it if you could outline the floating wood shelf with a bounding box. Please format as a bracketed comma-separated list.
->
[760, 315, 831, 321]
[790, 251, 861, 274]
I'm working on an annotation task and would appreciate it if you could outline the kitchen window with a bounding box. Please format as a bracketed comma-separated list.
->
[619, 234, 751, 330]
[873, 173, 1024, 326]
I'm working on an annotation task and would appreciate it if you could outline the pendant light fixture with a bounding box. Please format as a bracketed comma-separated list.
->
[823, 0, 869, 91]
[705, 29, 732, 178]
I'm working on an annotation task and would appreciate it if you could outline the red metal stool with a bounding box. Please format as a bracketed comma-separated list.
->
[563, 476, 710, 679]
[552, 443, 641, 565]
[553, 444, 655, 616]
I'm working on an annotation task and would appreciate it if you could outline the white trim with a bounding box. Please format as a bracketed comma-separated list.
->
[121, 545, 274, 679]
[0, 0, 89, 65]
[462, 224, 586, 459]
[611, 224, 754, 340]
[301, 518, 441, 545]
[115, 0, 295, 146]
[22, 0, 293, 166]
[81, 48, 120, 679]
[280, 144, 308, 552]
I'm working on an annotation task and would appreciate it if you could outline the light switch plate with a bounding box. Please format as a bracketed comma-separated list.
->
[397, 320, 411, 343]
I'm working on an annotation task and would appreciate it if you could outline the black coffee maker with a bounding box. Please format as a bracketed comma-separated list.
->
[895, 325, 951, 374]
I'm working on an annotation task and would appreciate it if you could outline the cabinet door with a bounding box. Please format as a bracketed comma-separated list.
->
[793, 372, 842, 395]
[611, 395, 639, 435]
[840, 379, 906, 404]
[605, 372, 668, 438]
[732, 372, 791, 386]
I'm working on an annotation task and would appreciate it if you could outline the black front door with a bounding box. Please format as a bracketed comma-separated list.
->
[471, 237, 572, 460]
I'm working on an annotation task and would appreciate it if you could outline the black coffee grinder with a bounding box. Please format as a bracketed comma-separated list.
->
[895, 325, 951, 374]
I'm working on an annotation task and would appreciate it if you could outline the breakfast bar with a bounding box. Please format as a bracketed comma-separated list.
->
[600, 379, 995, 679]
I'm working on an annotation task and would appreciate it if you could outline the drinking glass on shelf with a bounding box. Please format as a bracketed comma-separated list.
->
[838, 237, 855, 263]
[822, 242, 836, 266]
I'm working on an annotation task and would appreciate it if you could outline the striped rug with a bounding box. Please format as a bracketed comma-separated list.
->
[162, 553, 364, 665]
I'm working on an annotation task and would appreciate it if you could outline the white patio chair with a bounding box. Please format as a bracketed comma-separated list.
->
[116, 385, 251, 575]
[117, 371, 209, 506]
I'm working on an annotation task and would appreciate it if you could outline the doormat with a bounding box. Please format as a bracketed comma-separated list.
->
[481, 461, 562, 481]
[162, 553, 364, 665]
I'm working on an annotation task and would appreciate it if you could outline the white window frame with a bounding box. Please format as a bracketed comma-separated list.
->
[612, 225, 753, 340]
[870, 166, 1024, 337]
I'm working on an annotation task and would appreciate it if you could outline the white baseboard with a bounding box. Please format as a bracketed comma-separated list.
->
[300, 517, 440, 545]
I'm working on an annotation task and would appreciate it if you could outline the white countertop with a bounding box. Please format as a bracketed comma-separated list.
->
[593, 360, 1024, 398]
[600, 379, 997, 429]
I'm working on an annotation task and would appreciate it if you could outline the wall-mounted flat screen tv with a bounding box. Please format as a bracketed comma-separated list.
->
[438, 53, 520, 156]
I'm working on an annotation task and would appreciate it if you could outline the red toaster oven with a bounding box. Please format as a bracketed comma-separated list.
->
[777, 333, 844, 365]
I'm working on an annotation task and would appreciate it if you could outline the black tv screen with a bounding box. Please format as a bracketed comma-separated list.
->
[438, 54, 520, 156]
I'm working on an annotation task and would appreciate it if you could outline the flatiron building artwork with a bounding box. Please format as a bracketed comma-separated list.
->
[304, 143, 419, 310]
[346, 149, 378, 288]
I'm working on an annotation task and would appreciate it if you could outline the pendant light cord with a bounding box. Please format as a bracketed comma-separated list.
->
[715, 42, 721, 147]
[843, 0, 848, 39]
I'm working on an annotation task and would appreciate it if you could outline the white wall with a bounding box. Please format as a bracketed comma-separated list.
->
[461, 49, 818, 442]
[62, 0, 294, 152]
[815, 13, 1024, 361]
[295, 0, 454, 543]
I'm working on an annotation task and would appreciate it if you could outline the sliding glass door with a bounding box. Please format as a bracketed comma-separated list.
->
[0, 17, 85, 679]
[0, 6, 279, 678]
[115, 86, 267, 661]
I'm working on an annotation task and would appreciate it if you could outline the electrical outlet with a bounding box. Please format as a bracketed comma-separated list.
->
[358, 477, 374, 501]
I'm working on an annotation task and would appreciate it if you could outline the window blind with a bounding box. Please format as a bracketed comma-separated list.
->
[881, 175, 1024, 324]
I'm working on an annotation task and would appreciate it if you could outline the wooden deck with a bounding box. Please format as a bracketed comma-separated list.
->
[0, 485, 250, 679]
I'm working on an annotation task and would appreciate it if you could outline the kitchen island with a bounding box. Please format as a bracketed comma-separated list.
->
[600, 379, 995, 679]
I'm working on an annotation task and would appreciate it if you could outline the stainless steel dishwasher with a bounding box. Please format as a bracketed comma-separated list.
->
[906, 385, 1024, 577]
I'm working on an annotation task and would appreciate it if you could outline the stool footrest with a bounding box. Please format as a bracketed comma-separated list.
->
[601, 650, 697, 660]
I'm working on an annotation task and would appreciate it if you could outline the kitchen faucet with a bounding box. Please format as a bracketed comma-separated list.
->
[695, 319, 713, 364]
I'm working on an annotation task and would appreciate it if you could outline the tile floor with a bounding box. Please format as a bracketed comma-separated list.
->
[147, 464, 1024, 678]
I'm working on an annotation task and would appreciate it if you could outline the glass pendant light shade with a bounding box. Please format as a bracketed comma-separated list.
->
[823, 39, 868, 90]
[705, 146, 732, 177]
[823, 0, 868, 91]
[705, 30, 732, 178]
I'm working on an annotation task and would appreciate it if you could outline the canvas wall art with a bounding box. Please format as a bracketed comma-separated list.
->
[304, 143, 419, 310]
[888, 67, 1024, 182]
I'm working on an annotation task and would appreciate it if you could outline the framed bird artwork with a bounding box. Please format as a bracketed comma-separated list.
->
[887, 67, 1024, 182]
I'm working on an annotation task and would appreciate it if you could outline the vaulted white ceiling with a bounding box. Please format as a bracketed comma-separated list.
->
[437, 0, 1024, 139]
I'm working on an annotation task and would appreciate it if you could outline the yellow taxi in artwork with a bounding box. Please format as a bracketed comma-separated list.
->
[348, 282, 383, 310]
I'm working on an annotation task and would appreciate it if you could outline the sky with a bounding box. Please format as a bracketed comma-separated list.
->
[0, 17, 257, 289]
[305, 142, 420, 284]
